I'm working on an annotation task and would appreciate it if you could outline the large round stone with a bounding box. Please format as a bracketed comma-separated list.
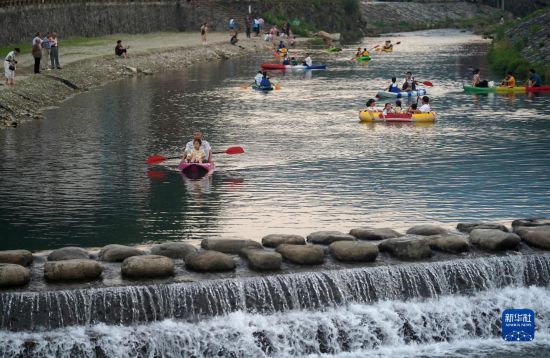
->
[469, 229, 520, 251]
[0, 250, 33, 266]
[329, 241, 378, 262]
[427, 234, 470, 253]
[201, 239, 262, 254]
[185, 251, 236, 272]
[512, 218, 550, 232]
[516, 227, 550, 250]
[276, 244, 325, 265]
[457, 222, 508, 233]
[0, 263, 30, 287]
[150, 242, 198, 259]
[349, 227, 402, 241]
[48, 247, 90, 261]
[241, 248, 282, 271]
[406, 224, 448, 236]
[261, 234, 306, 247]
[121, 255, 175, 278]
[379, 237, 433, 260]
[44, 259, 103, 282]
[306, 231, 355, 245]
[98, 244, 144, 262]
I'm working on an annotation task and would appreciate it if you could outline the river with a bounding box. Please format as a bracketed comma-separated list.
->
[1, 29, 550, 356]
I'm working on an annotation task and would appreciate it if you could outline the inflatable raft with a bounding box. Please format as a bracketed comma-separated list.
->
[376, 89, 427, 98]
[261, 63, 327, 70]
[359, 111, 437, 123]
[463, 85, 550, 94]
[178, 162, 215, 179]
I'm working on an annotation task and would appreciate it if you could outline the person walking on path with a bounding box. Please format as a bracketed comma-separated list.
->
[244, 15, 251, 38]
[42, 32, 51, 70]
[200, 23, 208, 45]
[49, 32, 62, 69]
[32, 38, 42, 74]
[4, 48, 20, 86]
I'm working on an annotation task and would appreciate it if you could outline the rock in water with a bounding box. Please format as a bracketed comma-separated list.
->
[241, 248, 282, 270]
[329, 241, 378, 262]
[306, 231, 355, 245]
[150, 242, 198, 259]
[516, 227, 550, 250]
[98, 244, 144, 262]
[201, 239, 262, 254]
[276, 244, 325, 265]
[512, 218, 550, 232]
[44, 259, 103, 282]
[185, 251, 236, 272]
[379, 237, 433, 260]
[121, 255, 175, 278]
[469, 229, 520, 251]
[457, 222, 508, 233]
[427, 234, 470, 253]
[48, 247, 90, 261]
[349, 227, 402, 241]
[0, 250, 33, 266]
[406, 224, 448, 236]
[261, 234, 306, 247]
[0, 263, 30, 287]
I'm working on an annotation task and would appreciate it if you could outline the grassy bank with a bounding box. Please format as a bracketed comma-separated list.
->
[486, 8, 550, 82]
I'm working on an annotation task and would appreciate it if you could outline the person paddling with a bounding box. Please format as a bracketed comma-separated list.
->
[500, 72, 516, 88]
[526, 69, 542, 87]
[383, 40, 393, 51]
[303, 53, 312, 67]
[254, 71, 263, 85]
[355, 47, 362, 58]
[402, 72, 417, 92]
[472, 69, 488, 87]
[388, 77, 400, 93]
[183, 131, 212, 162]
[260, 71, 272, 88]
[362, 48, 369, 57]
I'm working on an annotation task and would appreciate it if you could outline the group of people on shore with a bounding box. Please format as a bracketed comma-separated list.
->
[471, 68, 543, 88]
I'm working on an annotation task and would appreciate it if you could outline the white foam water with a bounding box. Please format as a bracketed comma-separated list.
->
[1, 286, 549, 357]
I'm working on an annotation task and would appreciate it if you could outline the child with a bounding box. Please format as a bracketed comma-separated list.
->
[394, 100, 402, 113]
[501, 72, 515, 88]
[382, 103, 393, 117]
[186, 139, 206, 163]
[366, 98, 378, 111]
[407, 103, 419, 114]
[419, 96, 431, 113]
[388, 77, 400, 93]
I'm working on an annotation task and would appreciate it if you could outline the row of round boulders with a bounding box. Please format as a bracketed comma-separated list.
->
[457, 222, 508, 233]
[47, 247, 90, 261]
[306, 231, 355, 245]
[349, 227, 402, 241]
[378, 237, 433, 261]
[262, 234, 305, 247]
[0, 263, 30, 287]
[329, 241, 378, 262]
[240, 248, 282, 271]
[44, 259, 103, 282]
[0, 249, 33, 266]
[406, 224, 448, 236]
[201, 239, 262, 254]
[512, 218, 550, 232]
[99, 244, 144, 262]
[469, 229, 520, 251]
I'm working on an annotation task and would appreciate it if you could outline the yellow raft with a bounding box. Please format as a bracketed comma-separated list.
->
[359, 111, 437, 123]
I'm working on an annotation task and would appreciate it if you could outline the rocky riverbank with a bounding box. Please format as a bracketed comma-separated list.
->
[1, 218, 549, 291]
[0, 34, 272, 128]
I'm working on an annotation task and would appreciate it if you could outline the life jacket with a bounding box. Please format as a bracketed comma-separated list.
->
[389, 83, 400, 93]
[260, 78, 271, 88]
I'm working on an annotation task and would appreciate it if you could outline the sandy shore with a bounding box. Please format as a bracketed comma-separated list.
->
[0, 32, 273, 127]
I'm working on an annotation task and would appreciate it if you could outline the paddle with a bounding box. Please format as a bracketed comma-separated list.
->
[418, 80, 433, 87]
[147, 146, 245, 165]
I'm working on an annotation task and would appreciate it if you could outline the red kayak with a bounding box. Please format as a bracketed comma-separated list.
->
[178, 162, 215, 179]
[526, 86, 550, 92]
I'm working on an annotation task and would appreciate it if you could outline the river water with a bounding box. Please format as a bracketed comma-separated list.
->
[1, 29, 550, 356]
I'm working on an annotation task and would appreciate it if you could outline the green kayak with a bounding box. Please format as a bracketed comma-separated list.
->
[463, 85, 495, 93]
[356, 55, 371, 61]
[327, 47, 342, 53]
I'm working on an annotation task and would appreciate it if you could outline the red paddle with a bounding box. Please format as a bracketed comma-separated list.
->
[419, 80, 433, 87]
[147, 146, 244, 165]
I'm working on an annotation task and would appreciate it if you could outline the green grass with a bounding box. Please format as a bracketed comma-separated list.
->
[263, 10, 318, 37]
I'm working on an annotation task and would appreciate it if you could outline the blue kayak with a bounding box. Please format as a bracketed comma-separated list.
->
[252, 84, 274, 92]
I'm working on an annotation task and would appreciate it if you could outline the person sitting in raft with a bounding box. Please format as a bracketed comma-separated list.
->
[419, 96, 431, 113]
[278, 41, 286, 50]
[282, 54, 290, 65]
[394, 100, 402, 113]
[185, 139, 206, 164]
[183, 131, 212, 162]
[290, 57, 298, 66]
[407, 103, 419, 114]
[383, 40, 393, 51]
[500, 72, 516, 88]
[355, 48, 362, 58]
[472, 69, 489, 87]
[255, 70, 263, 85]
[303, 53, 312, 67]
[115, 40, 129, 59]
[402, 72, 417, 92]
[382, 103, 394, 117]
[388, 77, 400, 93]
[362, 48, 369, 57]
[260, 71, 272, 88]
[365, 98, 378, 111]
[526, 68, 542, 87]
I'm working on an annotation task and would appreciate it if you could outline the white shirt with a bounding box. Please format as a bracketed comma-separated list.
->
[32, 36, 42, 46]
[304, 56, 312, 67]
[419, 104, 431, 113]
[185, 140, 211, 160]
[5, 51, 17, 62]
[255, 73, 263, 85]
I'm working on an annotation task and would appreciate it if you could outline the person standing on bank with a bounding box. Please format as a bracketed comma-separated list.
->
[200, 23, 208, 45]
[49, 32, 62, 69]
[32, 38, 42, 74]
[42, 32, 51, 70]
[4, 48, 20, 86]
